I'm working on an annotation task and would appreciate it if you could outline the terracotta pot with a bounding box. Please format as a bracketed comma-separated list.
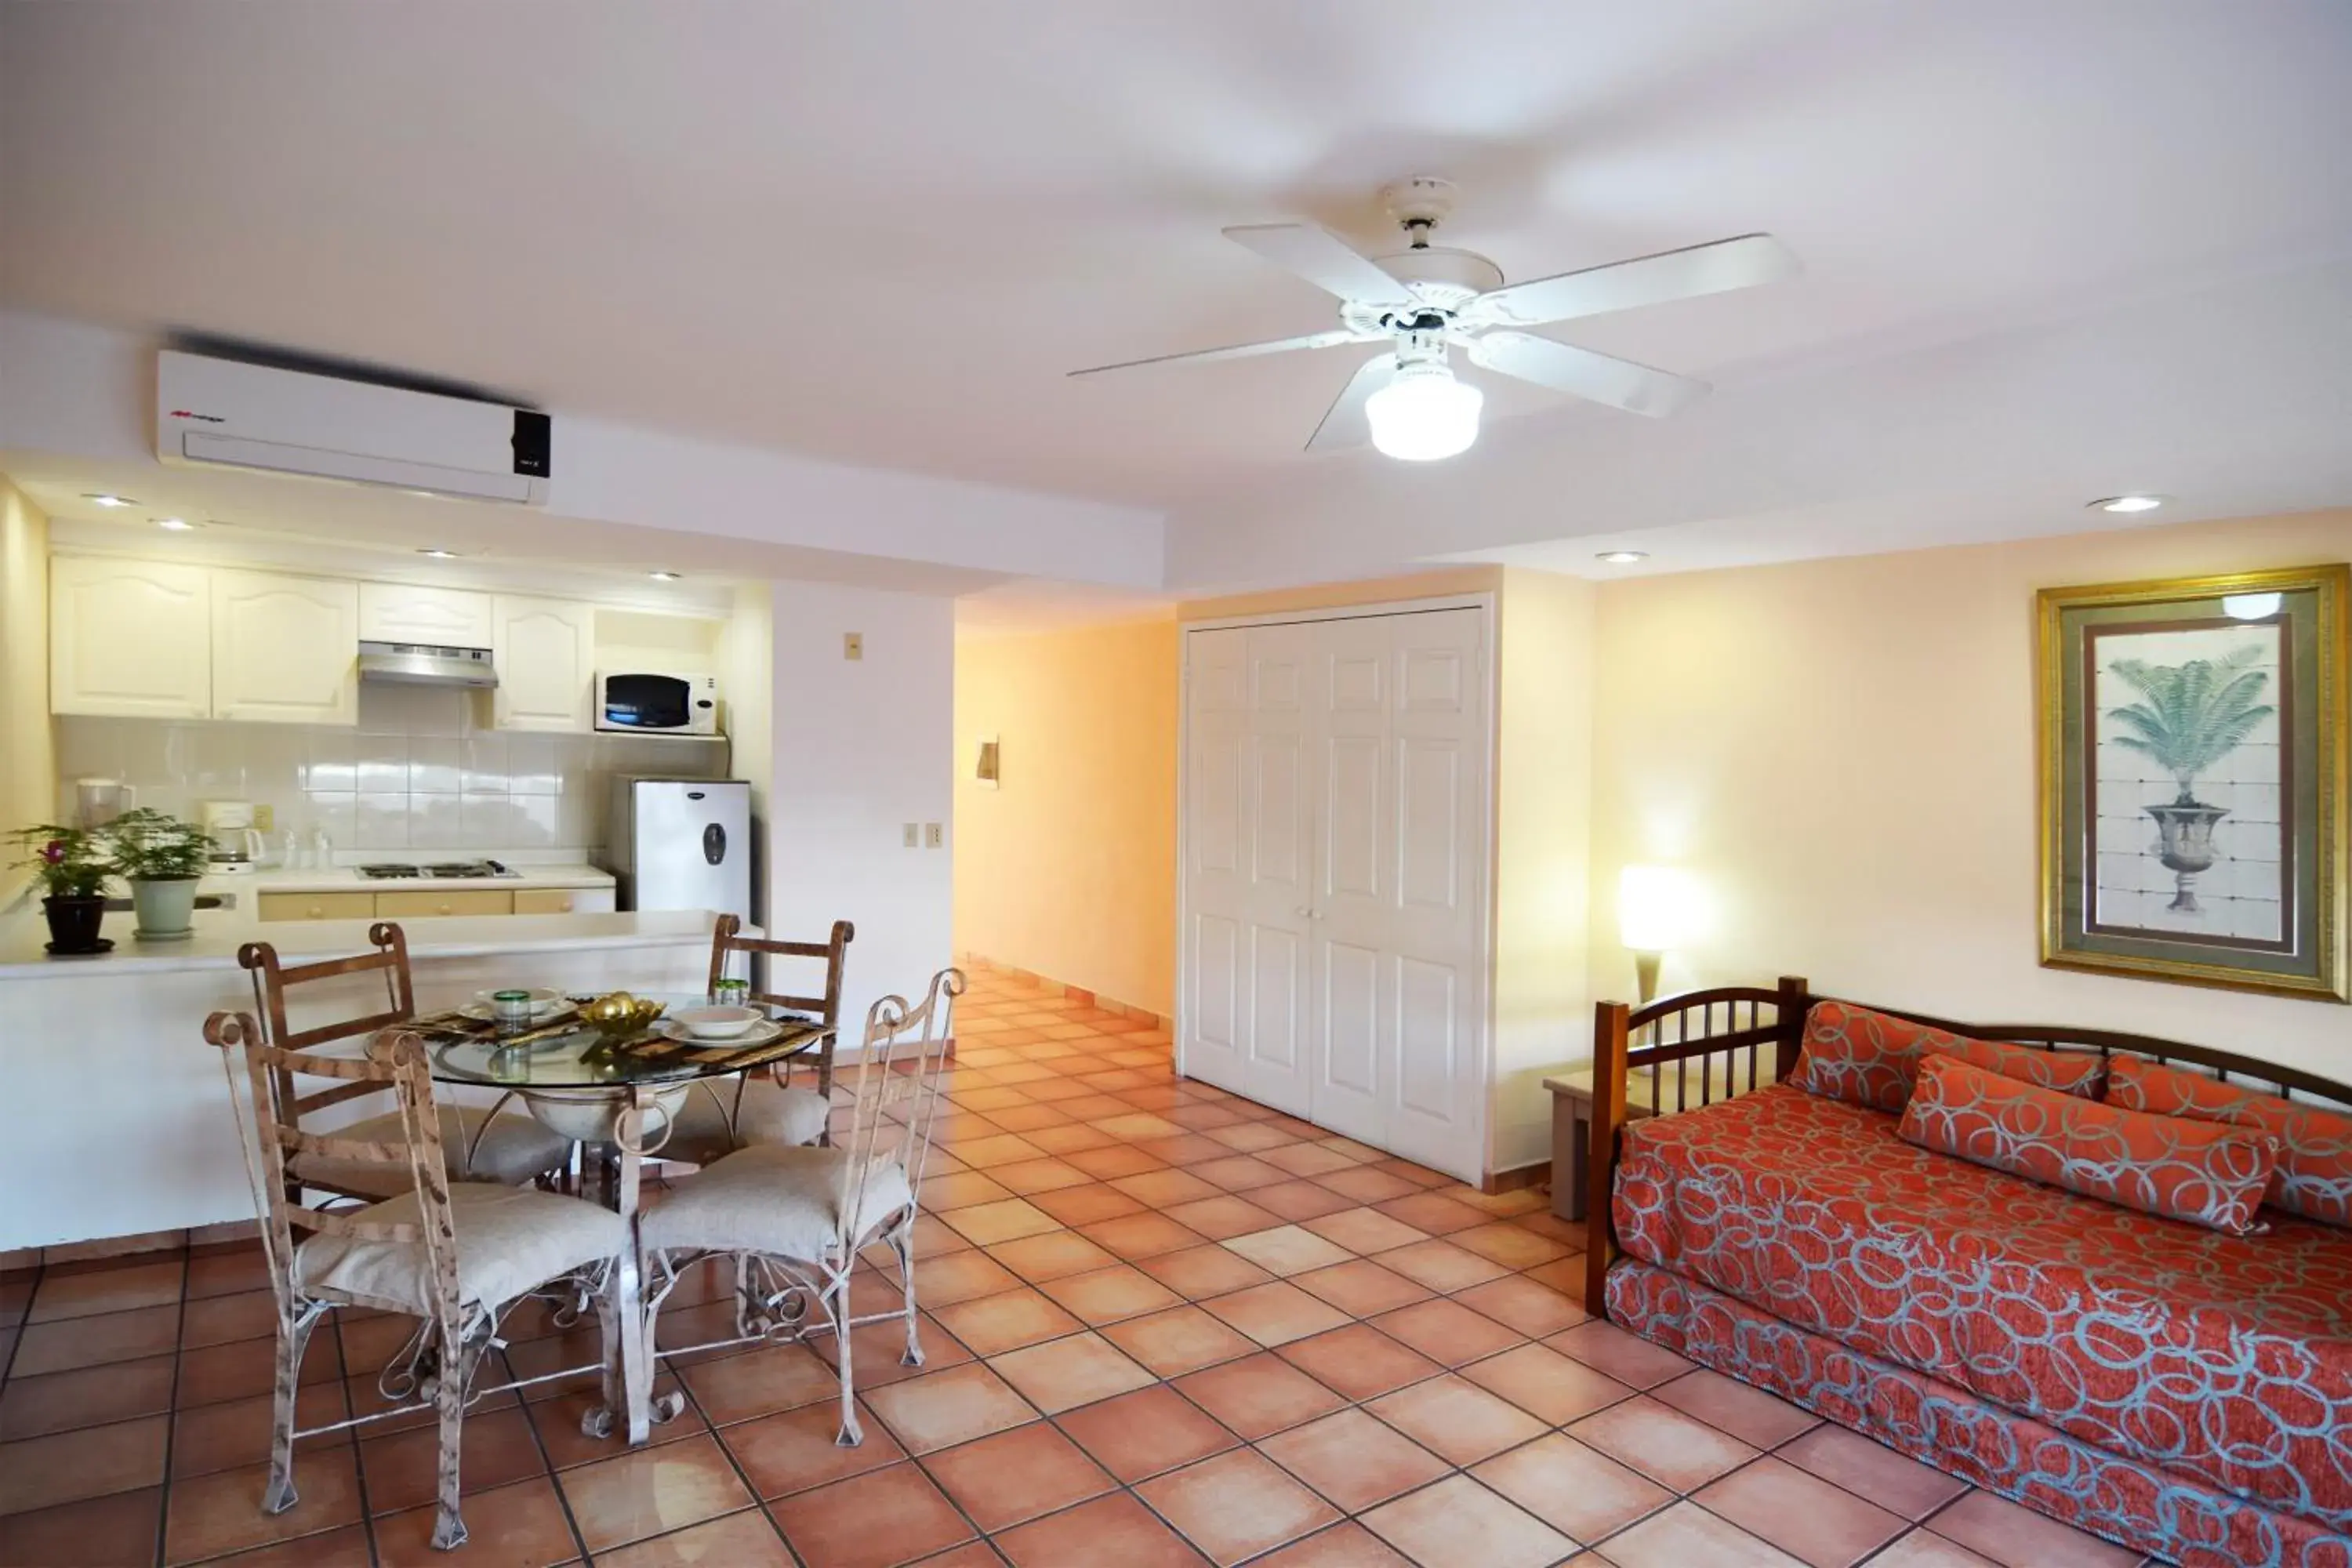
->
[42, 895, 108, 953]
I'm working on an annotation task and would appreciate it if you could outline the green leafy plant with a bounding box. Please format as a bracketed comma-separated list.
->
[9, 823, 111, 899]
[2106, 644, 2276, 805]
[106, 808, 216, 881]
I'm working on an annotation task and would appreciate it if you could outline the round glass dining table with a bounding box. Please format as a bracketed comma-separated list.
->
[412, 990, 835, 1444]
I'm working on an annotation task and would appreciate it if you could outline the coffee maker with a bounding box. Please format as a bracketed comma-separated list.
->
[198, 800, 266, 872]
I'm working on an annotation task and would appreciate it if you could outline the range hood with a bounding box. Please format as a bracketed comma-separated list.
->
[358, 640, 499, 689]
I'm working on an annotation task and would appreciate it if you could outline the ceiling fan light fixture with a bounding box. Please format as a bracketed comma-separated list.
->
[1365, 359, 1482, 462]
[2090, 494, 2166, 514]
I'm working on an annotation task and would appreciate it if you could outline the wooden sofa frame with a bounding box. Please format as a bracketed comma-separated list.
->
[1583, 977, 2352, 1316]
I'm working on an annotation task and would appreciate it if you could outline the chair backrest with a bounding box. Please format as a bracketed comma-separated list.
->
[237, 924, 419, 1200]
[203, 1012, 461, 1327]
[839, 967, 964, 1236]
[706, 915, 854, 1025]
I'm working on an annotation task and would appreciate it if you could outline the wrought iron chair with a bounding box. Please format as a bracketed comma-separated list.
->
[661, 916, 855, 1163]
[205, 1014, 632, 1551]
[639, 967, 962, 1446]
[238, 924, 573, 1198]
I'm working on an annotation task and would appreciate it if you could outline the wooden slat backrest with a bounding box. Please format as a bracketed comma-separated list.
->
[706, 915, 854, 1098]
[202, 1014, 454, 1308]
[237, 924, 419, 1199]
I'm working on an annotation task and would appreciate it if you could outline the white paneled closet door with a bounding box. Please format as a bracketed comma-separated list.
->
[1183, 605, 1490, 1181]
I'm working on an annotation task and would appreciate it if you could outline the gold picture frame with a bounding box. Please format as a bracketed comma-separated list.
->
[2037, 564, 2348, 1001]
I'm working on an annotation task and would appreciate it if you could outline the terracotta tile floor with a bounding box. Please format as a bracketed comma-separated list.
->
[0, 967, 2173, 1566]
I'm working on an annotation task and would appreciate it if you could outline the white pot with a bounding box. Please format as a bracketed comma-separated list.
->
[130, 877, 201, 940]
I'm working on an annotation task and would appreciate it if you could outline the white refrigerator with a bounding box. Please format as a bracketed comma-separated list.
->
[606, 777, 752, 919]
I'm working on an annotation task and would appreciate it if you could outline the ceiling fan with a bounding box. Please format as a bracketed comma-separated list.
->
[1070, 177, 1799, 461]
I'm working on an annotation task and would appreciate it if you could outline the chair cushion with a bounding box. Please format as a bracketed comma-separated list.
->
[2106, 1054, 2352, 1229]
[295, 1183, 626, 1315]
[1898, 1051, 2279, 1235]
[1790, 1000, 2107, 1112]
[641, 1145, 913, 1262]
[657, 1079, 829, 1167]
[289, 1106, 574, 1199]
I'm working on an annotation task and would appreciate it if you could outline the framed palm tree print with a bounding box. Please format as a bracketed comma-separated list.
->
[2038, 564, 2347, 1000]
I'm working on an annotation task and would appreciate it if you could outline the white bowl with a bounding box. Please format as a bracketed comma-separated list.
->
[673, 1005, 761, 1040]
[475, 988, 564, 1016]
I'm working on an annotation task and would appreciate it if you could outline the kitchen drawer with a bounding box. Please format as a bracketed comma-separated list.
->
[512, 887, 585, 915]
[373, 890, 515, 919]
[257, 891, 378, 923]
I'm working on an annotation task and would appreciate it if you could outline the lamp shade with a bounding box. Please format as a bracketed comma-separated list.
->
[1366, 361, 1483, 461]
[1618, 865, 1697, 952]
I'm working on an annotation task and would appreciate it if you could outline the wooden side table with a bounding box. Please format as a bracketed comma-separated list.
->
[1544, 1054, 1780, 1221]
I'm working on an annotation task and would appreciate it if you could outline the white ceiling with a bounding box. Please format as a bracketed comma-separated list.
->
[3, 1, 2349, 609]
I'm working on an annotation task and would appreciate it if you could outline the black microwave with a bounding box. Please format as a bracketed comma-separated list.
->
[593, 670, 720, 735]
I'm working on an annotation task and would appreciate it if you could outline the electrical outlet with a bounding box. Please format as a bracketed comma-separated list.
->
[924, 822, 944, 848]
[252, 804, 275, 832]
[844, 632, 864, 661]
[902, 822, 920, 848]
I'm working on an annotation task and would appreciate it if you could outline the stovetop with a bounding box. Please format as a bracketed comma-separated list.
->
[356, 860, 517, 880]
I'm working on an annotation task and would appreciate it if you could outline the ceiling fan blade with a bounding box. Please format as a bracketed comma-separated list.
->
[1067, 328, 1370, 379]
[1305, 353, 1398, 451]
[1466, 331, 1708, 418]
[1224, 223, 1412, 305]
[1465, 234, 1798, 328]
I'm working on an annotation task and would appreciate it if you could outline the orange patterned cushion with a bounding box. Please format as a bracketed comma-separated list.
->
[2106, 1054, 2352, 1230]
[1790, 1000, 2106, 1113]
[1898, 1053, 2278, 1236]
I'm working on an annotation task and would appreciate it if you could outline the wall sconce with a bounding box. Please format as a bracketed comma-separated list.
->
[975, 736, 1000, 789]
[1618, 865, 1698, 1005]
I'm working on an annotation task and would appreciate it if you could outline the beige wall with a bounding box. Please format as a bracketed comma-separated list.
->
[1492, 568, 1599, 1170]
[0, 478, 53, 899]
[1588, 507, 2352, 1084]
[953, 616, 1178, 1014]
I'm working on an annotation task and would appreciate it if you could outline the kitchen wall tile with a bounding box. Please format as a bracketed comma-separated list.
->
[462, 735, 509, 793]
[507, 738, 562, 796]
[459, 793, 523, 844]
[354, 793, 411, 850]
[510, 793, 561, 849]
[356, 735, 408, 793]
[408, 793, 466, 851]
[303, 730, 358, 793]
[303, 793, 358, 852]
[408, 738, 463, 794]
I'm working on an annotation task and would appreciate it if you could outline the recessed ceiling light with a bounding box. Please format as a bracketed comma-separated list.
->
[416, 547, 459, 558]
[154, 517, 196, 532]
[1595, 550, 1650, 564]
[84, 493, 136, 508]
[648, 570, 681, 582]
[2090, 495, 2166, 514]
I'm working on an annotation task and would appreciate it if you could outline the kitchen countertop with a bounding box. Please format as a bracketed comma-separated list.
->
[199, 862, 616, 896]
[0, 906, 732, 980]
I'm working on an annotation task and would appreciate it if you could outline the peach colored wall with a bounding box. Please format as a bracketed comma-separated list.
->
[0, 479, 53, 901]
[1493, 568, 1599, 1170]
[953, 616, 1178, 1014]
[1588, 508, 2352, 1083]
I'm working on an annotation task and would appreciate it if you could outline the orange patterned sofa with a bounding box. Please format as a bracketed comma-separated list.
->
[1582, 980, 2352, 1568]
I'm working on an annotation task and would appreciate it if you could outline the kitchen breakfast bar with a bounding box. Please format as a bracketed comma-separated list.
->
[0, 907, 729, 1256]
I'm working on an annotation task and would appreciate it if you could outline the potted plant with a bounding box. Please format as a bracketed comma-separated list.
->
[9, 823, 114, 953]
[105, 808, 216, 941]
[2106, 644, 2276, 913]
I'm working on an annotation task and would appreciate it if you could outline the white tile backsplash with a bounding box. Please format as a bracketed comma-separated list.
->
[56, 679, 725, 856]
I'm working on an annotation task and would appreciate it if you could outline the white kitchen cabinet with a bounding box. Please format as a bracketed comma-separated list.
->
[493, 595, 595, 732]
[209, 568, 361, 724]
[49, 556, 213, 719]
[358, 582, 495, 648]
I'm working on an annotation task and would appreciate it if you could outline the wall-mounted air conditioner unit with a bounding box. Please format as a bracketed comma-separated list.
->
[156, 350, 551, 506]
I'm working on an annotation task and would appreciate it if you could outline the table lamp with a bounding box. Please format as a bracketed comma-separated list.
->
[1618, 865, 1697, 1005]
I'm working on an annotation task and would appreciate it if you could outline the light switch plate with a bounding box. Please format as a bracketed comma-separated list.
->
[902, 822, 920, 848]
[252, 804, 276, 832]
[844, 632, 864, 660]
[924, 822, 944, 848]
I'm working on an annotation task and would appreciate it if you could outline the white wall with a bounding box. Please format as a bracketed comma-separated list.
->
[0, 478, 52, 901]
[717, 583, 775, 924]
[766, 582, 956, 1044]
